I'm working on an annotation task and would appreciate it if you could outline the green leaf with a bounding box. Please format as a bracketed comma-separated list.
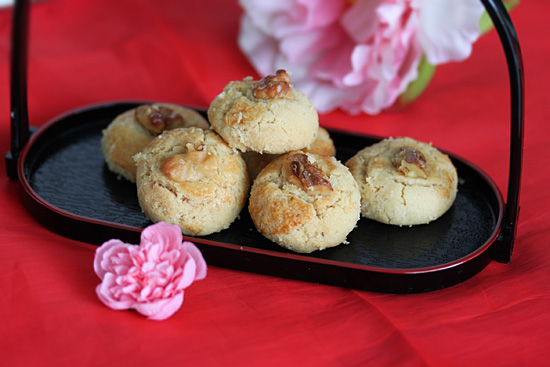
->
[395, 56, 436, 109]
[479, 0, 520, 34]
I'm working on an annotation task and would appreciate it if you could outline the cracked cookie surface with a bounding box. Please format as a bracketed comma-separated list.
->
[207, 71, 319, 154]
[134, 127, 249, 236]
[249, 152, 360, 253]
[345, 137, 458, 226]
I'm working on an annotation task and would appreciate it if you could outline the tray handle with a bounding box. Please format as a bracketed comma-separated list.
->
[480, 0, 524, 263]
[5, 0, 524, 262]
[5, 0, 30, 180]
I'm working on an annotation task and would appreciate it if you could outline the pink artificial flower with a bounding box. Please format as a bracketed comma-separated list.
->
[93, 222, 207, 320]
[238, 0, 485, 115]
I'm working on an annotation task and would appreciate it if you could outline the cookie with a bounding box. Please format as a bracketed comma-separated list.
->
[242, 126, 336, 180]
[249, 152, 361, 253]
[345, 137, 458, 226]
[305, 126, 337, 157]
[207, 70, 319, 154]
[134, 127, 250, 236]
[101, 103, 209, 182]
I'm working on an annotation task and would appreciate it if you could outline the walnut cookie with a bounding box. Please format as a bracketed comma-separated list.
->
[249, 152, 361, 253]
[345, 137, 458, 226]
[134, 127, 250, 236]
[101, 103, 209, 182]
[207, 70, 319, 154]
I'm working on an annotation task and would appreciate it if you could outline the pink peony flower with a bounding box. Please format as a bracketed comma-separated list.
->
[93, 222, 207, 320]
[238, 0, 486, 115]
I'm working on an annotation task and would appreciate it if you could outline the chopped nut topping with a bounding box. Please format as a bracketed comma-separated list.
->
[135, 104, 184, 134]
[282, 153, 333, 195]
[252, 70, 294, 99]
[392, 146, 427, 178]
[161, 149, 218, 183]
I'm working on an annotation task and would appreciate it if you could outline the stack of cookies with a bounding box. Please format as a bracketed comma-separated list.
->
[101, 70, 458, 254]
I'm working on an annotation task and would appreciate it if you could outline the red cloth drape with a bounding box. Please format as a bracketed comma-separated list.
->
[1, 0, 549, 365]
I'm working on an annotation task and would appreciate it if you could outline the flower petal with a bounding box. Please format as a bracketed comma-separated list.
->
[341, 0, 382, 44]
[239, 0, 298, 37]
[238, 16, 281, 76]
[177, 257, 197, 290]
[183, 242, 207, 281]
[280, 24, 344, 65]
[141, 221, 182, 253]
[418, 0, 485, 64]
[134, 293, 185, 321]
[93, 239, 133, 279]
[95, 274, 136, 310]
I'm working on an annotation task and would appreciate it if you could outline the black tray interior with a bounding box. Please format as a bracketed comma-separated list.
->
[22, 102, 501, 273]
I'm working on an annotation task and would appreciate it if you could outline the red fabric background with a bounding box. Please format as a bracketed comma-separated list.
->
[1, 0, 549, 365]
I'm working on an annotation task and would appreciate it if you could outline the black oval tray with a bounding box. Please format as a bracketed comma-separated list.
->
[17, 101, 505, 293]
[5, 0, 524, 292]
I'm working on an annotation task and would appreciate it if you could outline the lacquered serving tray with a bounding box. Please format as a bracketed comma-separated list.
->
[15, 101, 503, 293]
[6, 0, 523, 292]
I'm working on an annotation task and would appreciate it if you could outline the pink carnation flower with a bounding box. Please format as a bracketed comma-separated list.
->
[93, 222, 207, 320]
[238, 0, 485, 115]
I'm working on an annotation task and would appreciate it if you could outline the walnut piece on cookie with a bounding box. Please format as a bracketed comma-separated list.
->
[207, 70, 319, 154]
[345, 137, 458, 226]
[249, 151, 361, 253]
[101, 103, 209, 182]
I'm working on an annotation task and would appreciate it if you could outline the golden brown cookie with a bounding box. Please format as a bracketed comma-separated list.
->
[249, 152, 361, 253]
[101, 103, 209, 182]
[207, 70, 319, 154]
[345, 137, 458, 226]
[134, 127, 250, 236]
